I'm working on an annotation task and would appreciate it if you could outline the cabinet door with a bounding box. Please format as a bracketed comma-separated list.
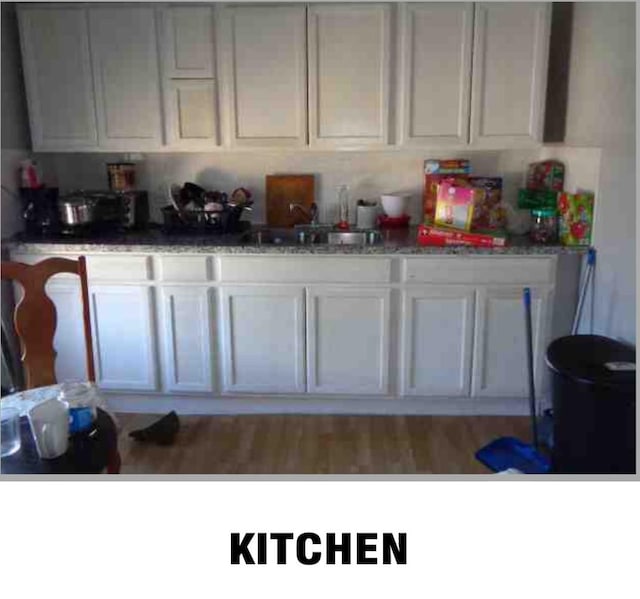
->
[472, 286, 552, 398]
[307, 287, 390, 395]
[89, 6, 163, 150]
[161, 6, 214, 78]
[17, 6, 98, 150]
[398, 3, 473, 146]
[400, 287, 475, 397]
[164, 79, 218, 148]
[89, 285, 158, 391]
[45, 282, 89, 383]
[218, 5, 307, 147]
[219, 286, 306, 393]
[470, 3, 551, 147]
[308, 3, 391, 147]
[159, 287, 213, 393]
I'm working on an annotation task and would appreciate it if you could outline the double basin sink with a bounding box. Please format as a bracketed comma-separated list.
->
[244, 225, 383, 247]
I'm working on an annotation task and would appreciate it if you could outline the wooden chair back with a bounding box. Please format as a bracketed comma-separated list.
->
[1, 256, 95, 389]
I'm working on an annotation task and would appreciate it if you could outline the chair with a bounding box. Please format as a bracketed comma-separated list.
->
[1, 256, 95, 389]
[2, 256, 120, 473]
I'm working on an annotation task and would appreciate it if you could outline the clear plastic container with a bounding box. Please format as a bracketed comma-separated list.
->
[530, 208, 558, 244]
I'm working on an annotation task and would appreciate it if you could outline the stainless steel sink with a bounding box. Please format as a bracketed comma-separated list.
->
[245, 226, 381, 246]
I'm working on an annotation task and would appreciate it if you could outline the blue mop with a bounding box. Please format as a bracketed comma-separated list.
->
[475, 288, 551, 474]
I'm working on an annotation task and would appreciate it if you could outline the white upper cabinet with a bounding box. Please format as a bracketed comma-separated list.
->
[160, 5, 215, 78]
[470, 2, 551, 147]
[164, 79, 218, 148]
[160, 6, 218, 149]
[89, 6, 163, 150]
[218, 4, 307, 147]
[17, 6, 98, 150]
[398, 3, 473, 146]
[308, 3, 391, 147]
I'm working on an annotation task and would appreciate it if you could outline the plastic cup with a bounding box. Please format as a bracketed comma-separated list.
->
[1, 406, 22, 458]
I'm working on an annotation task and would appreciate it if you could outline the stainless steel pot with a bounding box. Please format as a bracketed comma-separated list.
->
[58, 192, 124, 227]
[58, 197, 98, 226]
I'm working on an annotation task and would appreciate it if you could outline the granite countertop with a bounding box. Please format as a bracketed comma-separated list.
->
[3, 225, 587, 256]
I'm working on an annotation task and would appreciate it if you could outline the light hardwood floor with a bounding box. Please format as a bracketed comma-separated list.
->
[115, 414, 532, 474]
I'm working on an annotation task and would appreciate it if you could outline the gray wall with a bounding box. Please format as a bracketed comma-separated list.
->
[1, 3, 30, 151]
[1, 2, 31, 238]
[563, 2, 636, 345]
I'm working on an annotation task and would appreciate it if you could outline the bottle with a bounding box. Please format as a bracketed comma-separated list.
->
[337, 185, 350, 230]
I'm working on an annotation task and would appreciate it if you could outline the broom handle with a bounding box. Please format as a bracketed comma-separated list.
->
[524, 288, 539, 450]
[571, 248, 596, 335]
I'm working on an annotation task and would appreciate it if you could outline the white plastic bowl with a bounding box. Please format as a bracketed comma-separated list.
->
[381, 193, 408, 217]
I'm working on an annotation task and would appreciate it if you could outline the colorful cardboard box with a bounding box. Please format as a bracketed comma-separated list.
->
[469, 177, 505, 230]
[558, 192, 594, 246]
[527, 160, 565, 191]
[423, 159, 470, 224]
[434, 180, 476, 231]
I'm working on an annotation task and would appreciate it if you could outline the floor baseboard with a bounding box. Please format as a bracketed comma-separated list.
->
[105, 392, 536, 416]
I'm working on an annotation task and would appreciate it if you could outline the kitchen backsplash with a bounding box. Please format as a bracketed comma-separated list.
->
[33, 148, 599, 226]
[33, 149, 532, 225]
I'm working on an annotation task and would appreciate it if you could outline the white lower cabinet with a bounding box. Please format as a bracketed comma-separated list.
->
[158, 287, 213, 393]
[219, 286, 306, 393]
[472, 286, 552, 398]
[46, 282, 89, 383]
[306, 287, 390, 395]
[400, 287, 475, 397]
[89, 285, 158, 391]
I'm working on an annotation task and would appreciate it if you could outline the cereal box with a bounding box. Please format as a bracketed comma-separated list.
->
[423, 159, 470, 224]
[434, 179, 476, 231]
[469, 177, 505, 230]
[557, 192, 594, 246]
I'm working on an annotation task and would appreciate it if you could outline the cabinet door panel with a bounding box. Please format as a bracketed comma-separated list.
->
[401, 287, 474, 397]
[18, 6, 97, 149]
[472, 286, 552, 397]
[219, 5, 307, 146]
[45, 283, 89, 383]
[398, 3, 472, 145]
[161, 6, 214, 78]
[159, 287, 213, 393]
[89, 6, 163, 149]
[308, 3, 390, 146]
[307, 287, 390, 394]
[220, 287, 305, 393]
[470, 3, 551, 146]
[165, 79, 218, 148]
[90, 285, 158, 391]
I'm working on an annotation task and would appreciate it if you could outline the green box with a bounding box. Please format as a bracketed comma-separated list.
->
[517, 188, 559, 210]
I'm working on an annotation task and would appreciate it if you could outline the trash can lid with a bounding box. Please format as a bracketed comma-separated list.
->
[546, 335, 636, 390]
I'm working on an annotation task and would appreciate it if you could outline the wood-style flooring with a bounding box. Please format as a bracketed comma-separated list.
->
[116, 413, 531, 474]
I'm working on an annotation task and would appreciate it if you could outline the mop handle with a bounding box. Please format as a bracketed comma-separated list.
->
[523, 288, 539, 450]
[571, 247, 596, 335]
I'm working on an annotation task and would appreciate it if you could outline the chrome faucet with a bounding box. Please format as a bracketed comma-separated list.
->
[289, 202, 318, 225]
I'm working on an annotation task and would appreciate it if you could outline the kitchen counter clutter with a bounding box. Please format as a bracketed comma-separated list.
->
[4, 226, 587, 256]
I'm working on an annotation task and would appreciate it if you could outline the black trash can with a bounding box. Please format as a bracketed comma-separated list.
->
[546, 335, 635, 474]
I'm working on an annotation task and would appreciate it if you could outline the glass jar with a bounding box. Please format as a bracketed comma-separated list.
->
[530, 208, 558, 244]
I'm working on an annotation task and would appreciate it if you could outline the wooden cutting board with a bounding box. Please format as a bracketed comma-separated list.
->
[266, 174, 315, 227]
